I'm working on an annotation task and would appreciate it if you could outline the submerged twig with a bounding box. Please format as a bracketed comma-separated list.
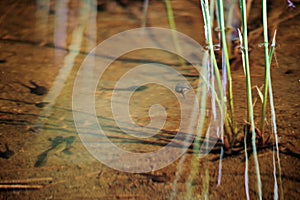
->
[0, 184, 43, 189]
[0, 176, 52, 190]
[0, 177, 53, 184]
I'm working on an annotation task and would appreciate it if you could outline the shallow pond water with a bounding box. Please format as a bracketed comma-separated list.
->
[0, 0, 299, 199]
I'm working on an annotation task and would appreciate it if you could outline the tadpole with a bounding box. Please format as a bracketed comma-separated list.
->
[0, 143, 14, 159]
[175, 82, 191, 99]
[18, 80, 48, 96]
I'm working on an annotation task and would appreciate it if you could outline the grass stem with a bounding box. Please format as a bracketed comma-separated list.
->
[216, 0, 235, 133]
[164, 0, 184, 66]
[268, 30, 284, 199]
[260, 0, 271, 136]
[239, 0, 262, 199]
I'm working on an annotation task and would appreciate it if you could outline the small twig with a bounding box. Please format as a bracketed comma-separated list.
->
[0, 177, 53, 184]
[0, 184, 43, 189]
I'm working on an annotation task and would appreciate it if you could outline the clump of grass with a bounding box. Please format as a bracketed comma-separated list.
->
[198, 0, 283, 199]
[164, 0, 283, 199]
[163, 0, 283, 198]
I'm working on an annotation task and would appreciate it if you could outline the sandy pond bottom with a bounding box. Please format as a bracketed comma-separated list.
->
[0, 0, 300, 199]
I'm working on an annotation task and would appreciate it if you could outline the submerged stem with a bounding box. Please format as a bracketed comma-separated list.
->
[216, 0, 236, 135]
[164, 0, 184, 66]
[268, 30, 284, 199]
[239, 0, 262, 199]
[260, 0, 271, 136]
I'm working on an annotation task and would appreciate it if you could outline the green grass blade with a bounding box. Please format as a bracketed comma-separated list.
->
[239, 0, 262, 199]
[268, 29, 284, 200]
[260, 0, 271, 135]
[216, 0, 235, 121]
[164, 0, 184, 66]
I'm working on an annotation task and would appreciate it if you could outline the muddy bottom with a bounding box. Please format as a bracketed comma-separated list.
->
[0, 0, 300, 199]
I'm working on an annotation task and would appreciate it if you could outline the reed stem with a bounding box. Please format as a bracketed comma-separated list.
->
[164, 0, 184, 66]
[216, 0, 235, 132]
[260, 0, 271, 135]
[239, 0, 262, 199]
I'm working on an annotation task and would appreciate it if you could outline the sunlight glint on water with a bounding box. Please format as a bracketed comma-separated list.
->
[35, 1, 96, 122]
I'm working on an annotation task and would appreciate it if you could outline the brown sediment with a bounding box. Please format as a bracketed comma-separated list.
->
[0, 0, 299, 199]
